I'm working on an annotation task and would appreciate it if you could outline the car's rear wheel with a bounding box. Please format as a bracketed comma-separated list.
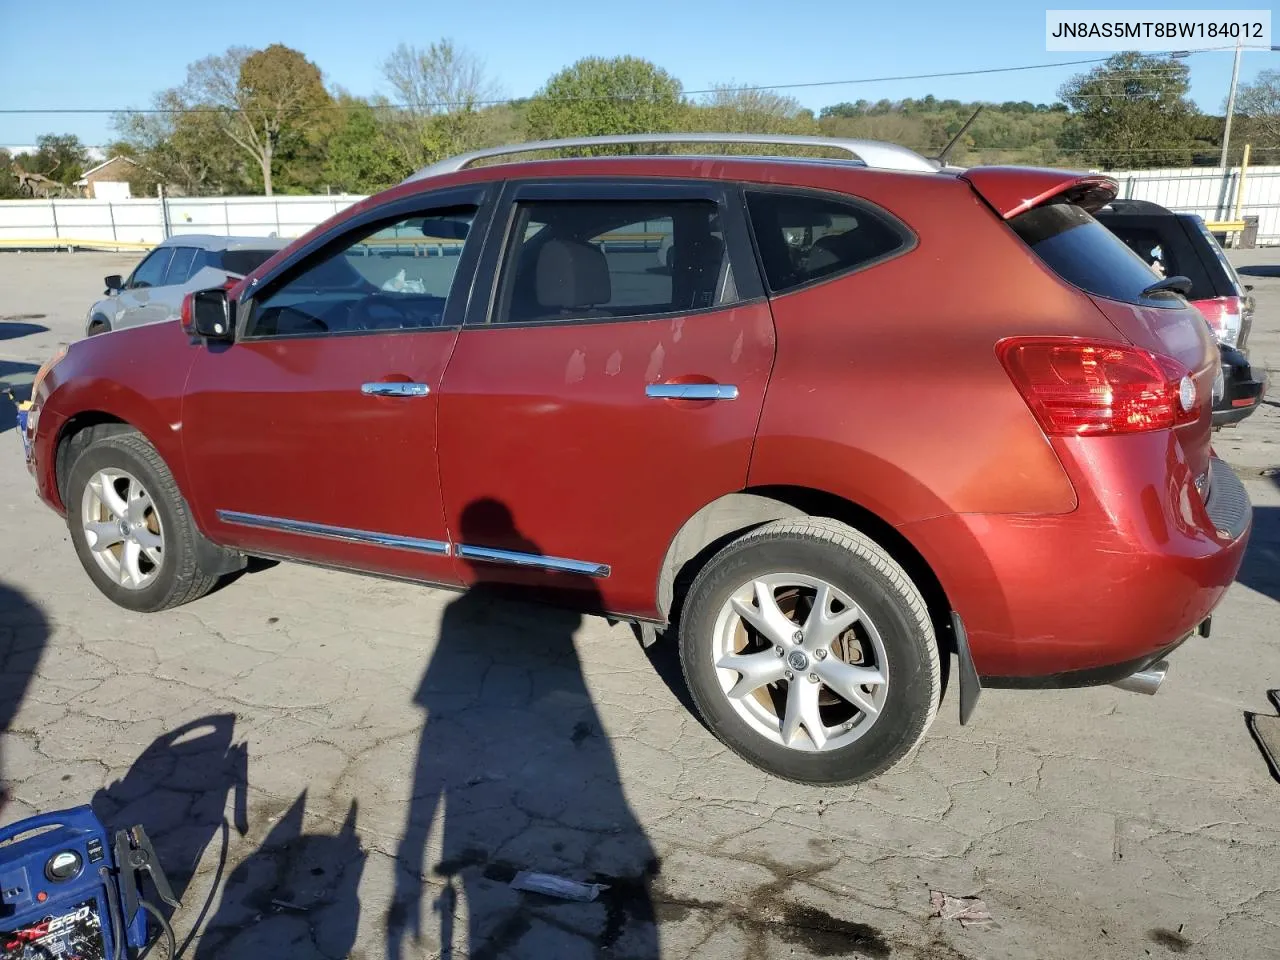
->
[66, 430, 220, 612]
[87, 317, 110, 336]
[678, 517, 940, 785]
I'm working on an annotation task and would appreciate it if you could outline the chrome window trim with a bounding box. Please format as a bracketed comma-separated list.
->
[217, 511, 450, 556]
[456, 544, 610, 578]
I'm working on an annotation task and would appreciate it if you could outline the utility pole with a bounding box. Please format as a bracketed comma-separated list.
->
[1220, 40, 1243, 169]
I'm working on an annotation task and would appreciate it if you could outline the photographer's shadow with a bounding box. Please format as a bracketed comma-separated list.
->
[387, 499, 660, 960]
[92, 715, 249, 955]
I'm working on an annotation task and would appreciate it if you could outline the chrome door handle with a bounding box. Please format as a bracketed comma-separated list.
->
[645, 383, 739, 401]
[361, 382, 430, 397]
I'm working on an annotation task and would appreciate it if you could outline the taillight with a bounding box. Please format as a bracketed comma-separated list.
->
[998, 337, 1199, 436]
[1191, 296, 1242, 347]
[180, 292, 195, 335]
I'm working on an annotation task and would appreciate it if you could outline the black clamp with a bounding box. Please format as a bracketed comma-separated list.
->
[114, 825, 181, 921]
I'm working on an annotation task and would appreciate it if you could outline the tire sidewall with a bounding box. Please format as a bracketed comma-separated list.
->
[681, 534, 935, 785]
[66, 438, 187, 613]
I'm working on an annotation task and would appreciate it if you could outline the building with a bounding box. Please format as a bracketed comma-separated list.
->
[74, 156, 137, 200]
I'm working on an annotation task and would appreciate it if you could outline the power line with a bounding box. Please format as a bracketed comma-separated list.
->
[0, 55, 1195, 116]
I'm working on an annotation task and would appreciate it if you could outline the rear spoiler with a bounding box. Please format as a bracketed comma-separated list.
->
[959, 167, 1119, 220]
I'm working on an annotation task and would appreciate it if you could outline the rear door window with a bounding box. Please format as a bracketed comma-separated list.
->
[493, 198, 737, 324]
[1010, 204, 1183, 308]
[745, 190, 910, 293]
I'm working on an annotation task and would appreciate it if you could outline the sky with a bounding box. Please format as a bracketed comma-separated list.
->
[0, 0, 1274, 149]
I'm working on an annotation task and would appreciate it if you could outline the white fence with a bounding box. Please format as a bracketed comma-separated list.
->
[1109, 164, 1280, 243]
[0, 194, 365, 247]
[1, 164, 1278, 248]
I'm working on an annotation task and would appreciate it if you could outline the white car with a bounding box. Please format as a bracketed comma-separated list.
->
[86, 235, 289, 336]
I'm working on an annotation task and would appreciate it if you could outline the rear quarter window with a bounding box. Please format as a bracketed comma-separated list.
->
[745, 190, 911, 293]
[220, 249, 280, 277]
[1011, 204, 1182, 309]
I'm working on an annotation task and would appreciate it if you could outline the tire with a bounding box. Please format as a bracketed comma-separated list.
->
[679, 517, 940, 785]
[65, 430, 220, 612]
[87, 316, 111, 336]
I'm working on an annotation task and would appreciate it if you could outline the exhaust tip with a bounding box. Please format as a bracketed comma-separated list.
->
[1111, 660, 1169, 696]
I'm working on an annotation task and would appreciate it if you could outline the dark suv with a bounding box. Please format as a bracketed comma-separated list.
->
[1095, 199, 1267, 427]
[18, 134, 1250, 785]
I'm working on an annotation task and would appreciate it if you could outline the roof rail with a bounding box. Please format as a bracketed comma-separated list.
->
[405, 132, 940, 182]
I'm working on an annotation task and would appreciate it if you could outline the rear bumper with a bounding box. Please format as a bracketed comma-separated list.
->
[903, 437, 1251, 682]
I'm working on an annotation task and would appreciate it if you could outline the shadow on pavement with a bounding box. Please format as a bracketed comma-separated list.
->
[0, 583, 47, 816]
[1236, 474, 1280, 603]
[1237, 264, 1280, 278]
[92, 715, 249, 956]
[0, 319, 49, 341]
[0, 361, 39, 436]
[386, 498, 660, 960]
[194, 792, 364, 959]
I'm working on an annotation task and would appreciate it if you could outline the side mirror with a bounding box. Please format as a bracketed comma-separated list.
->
[104, 275, 123, 294]
[181, 288, 236, 341]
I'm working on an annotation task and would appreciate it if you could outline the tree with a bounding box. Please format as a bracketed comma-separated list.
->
[30, 134, 90, 184]
[525, 56, 684, 143]
[176, 44, 332, 195]
[381, 40, 499, 168]
[324, 95, 413, 193]
[1236, 69, 1280, 152]
[1056, 52, 1198, 169]
[692, 84, 814, 135]
[113, 90, 254, 196]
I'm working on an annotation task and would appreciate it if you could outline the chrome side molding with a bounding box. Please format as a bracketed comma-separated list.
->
[456, 544, 611, 578]
[217, 511, 450, 555]
[646, 383, 739, 401]
[216, 511, 610, 577]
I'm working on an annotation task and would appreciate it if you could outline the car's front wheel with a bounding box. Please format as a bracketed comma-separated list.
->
[66, 430, 221, 612]
[679, 518, 941, 785]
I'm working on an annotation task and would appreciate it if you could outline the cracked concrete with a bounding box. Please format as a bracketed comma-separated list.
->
[1, 250, 1279, 958]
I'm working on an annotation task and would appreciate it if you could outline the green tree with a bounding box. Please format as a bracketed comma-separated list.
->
[691, 84, 815, 135]
[381, 40, 499, 168]
[324, 95, 413, 193]
[30, 134, 90, 184]
[1055, 52, 1198, 169]
[113, 90, 254, 196]
[1235, 69, 1280, 154]
[525, 56, 684, 143]
[173, 44, 332, 195]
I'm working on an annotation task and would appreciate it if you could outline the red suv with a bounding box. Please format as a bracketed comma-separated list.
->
[19, 134, 1251, 785]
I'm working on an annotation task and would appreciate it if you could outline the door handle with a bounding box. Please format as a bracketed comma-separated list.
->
[645, 383, 739, 401]
[361, 382, 430, 397]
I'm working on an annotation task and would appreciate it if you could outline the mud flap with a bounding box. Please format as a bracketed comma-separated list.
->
[951, 612, 982, 725]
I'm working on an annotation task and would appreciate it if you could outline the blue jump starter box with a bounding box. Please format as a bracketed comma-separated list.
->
[0, 807, 150, 960]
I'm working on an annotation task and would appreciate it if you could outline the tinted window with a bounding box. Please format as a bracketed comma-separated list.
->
[1190, 217, 1245, 295]
[1012, 204, 1180, 308]
[128, 248, 174, 289]
[1098, 220, 1214, 300]
[163, 247, 199, 285]
[245, 208, 476, 338]
[745, 190, 908, 293]
[495, 199, 736, 324]
[221, 248, 280, 277]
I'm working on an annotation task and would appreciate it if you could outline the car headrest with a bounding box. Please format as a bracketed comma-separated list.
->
[536, 239, 611, 309]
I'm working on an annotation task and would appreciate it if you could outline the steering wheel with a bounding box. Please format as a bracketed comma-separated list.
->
[347, 294, 415, 331]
